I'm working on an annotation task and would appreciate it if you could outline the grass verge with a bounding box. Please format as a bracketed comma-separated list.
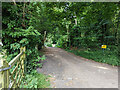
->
[66, 47, 119, 66]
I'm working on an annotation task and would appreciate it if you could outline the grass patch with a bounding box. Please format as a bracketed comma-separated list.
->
[66, 47, 119, 66]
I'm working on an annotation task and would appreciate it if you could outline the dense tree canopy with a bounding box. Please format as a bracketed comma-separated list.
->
[2, 2, 120, 71]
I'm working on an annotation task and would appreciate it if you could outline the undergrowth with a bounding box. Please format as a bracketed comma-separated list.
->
[66, 46, 119, 66]
[2, 48, 51, 88]
[19, 50, 51, 88]
[20, 70, 50, 88]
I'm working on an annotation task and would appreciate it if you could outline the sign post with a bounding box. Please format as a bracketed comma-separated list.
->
[101, 45, 107, 54]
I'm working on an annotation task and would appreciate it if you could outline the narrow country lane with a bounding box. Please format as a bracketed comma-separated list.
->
[37, 47, 118, 88]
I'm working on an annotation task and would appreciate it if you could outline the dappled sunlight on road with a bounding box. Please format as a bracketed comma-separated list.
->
[93, 66, 109, 70]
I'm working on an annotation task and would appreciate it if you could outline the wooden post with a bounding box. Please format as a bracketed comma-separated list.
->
[43, 31, 46, 48]
[0, 57, 9, 89]
[20, 47, 25, 77]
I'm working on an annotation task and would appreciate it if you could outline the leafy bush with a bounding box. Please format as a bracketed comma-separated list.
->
[20, 70, 50, 88]
[47, 43, 52, 47]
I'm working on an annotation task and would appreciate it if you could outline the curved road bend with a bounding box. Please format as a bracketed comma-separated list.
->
[37, 47, 118, 88]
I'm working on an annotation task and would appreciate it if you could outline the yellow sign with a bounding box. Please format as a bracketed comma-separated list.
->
[101, 45, 107, 48]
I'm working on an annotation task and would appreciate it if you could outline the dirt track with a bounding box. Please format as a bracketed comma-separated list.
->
[37, 47, 118, 88]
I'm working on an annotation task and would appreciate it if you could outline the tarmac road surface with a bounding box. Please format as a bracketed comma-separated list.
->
[37, 47, 118, 88]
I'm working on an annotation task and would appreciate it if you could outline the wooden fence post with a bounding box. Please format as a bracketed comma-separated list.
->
[20, 47, 25, 77]
[0, 57, 9, 89]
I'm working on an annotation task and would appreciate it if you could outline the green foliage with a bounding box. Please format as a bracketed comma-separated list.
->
[2, 3, 119, 88]
[2, 2, 46, 73]
[55, 35, 68, 48]
[45, 2, 119, 66]
[25, 49, 46, 73]
[10, 43, 20, 50]
[66, 46, 119, 66]
[47, 43, 52, 47]
[20, 70, 50, 88]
